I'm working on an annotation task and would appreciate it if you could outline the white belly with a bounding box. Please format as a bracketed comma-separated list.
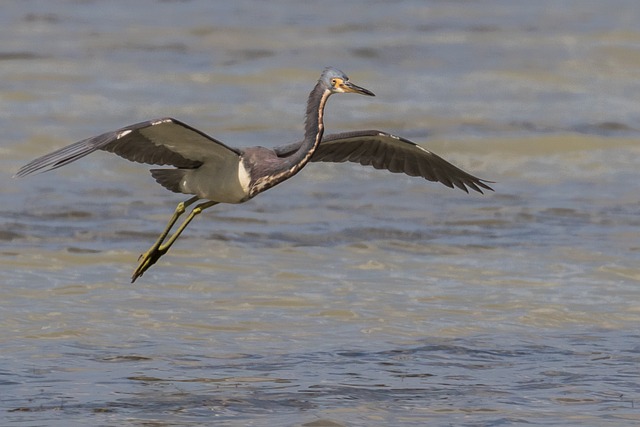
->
[181, 161, 251, 203]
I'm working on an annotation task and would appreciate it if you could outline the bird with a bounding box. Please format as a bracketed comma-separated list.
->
[15, 67, 493, 282]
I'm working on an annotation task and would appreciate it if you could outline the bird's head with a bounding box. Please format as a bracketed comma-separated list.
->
[321, 67, 375, 97]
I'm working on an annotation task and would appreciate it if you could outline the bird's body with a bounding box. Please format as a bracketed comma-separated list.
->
[15, 67, 492, 281]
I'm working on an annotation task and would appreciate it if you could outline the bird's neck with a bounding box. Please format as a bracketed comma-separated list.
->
[302, 83, 329, 156]
[282, 82, 329, 173]
[248, 82, 330, 197]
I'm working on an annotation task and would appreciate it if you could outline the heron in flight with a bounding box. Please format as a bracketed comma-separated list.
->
[15, 67, 492, 282]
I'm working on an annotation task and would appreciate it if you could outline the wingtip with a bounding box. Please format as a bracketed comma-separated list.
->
[462, 178, 495, 194]
[479, 179, 496, 193]
[13, 167, 30, 179]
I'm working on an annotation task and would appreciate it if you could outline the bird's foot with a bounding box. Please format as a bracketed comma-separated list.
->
[131, 245, 167, 283]
[129, 199, 217, 283]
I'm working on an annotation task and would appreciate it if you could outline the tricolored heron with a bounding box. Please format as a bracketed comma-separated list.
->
[15, 67, 493, 282]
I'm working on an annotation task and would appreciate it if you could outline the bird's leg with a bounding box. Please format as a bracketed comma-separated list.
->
[151, 200, 219, 259]
[141, 196, 200, 255]
[131, 196, 200, 283]
[131, 198, 218, 282]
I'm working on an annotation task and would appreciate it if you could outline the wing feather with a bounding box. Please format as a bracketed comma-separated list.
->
[276, 130, 493, 194]
[14, 118, 241, 177]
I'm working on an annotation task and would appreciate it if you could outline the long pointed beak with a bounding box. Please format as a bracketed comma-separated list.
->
[344, 81, 375, 96]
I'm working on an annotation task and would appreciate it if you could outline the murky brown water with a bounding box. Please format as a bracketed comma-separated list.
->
[2, 1, 640, 425]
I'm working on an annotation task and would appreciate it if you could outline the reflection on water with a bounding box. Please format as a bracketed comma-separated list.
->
[2, 0, 640, 425]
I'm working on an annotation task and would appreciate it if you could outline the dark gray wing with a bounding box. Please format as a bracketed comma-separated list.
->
[275, 130, 493, 193]
[14, 117, 242, 177]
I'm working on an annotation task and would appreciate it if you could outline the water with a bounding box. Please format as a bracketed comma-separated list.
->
[2, 0, 640, 425]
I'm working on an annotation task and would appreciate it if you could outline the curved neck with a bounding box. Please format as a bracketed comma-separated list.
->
[298, 82, 330, 168]
[249, 82, 330, 197]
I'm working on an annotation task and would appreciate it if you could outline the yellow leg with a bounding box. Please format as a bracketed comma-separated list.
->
[131, 197, 217, 283]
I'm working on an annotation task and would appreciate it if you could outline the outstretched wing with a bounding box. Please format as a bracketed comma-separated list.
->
[14, 118, 242, 177]
[275, 130, 493, 193]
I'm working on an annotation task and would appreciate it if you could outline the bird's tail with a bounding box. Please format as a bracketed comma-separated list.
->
[149, 169, 187, 194]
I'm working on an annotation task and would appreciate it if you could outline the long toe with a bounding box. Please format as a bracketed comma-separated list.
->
[131, 250, 161, 283]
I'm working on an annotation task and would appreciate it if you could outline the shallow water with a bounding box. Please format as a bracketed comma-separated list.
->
[2, 1, 640, 426]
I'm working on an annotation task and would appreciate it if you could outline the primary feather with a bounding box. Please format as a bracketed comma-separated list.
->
[276, 130, 493, 194]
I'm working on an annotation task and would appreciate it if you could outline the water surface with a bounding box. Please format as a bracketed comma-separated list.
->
[2, 1, 640, 425]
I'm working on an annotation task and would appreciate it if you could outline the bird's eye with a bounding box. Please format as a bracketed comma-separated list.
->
[330, 78, 337, 86]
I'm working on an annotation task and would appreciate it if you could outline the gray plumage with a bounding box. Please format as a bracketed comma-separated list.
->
[14, 67, 492, 281]
[15, 120, 492, 196]
[277, 130, 492, 193]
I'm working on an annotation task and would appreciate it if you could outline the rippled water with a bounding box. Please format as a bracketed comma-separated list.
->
[2, 1, 640, 425]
